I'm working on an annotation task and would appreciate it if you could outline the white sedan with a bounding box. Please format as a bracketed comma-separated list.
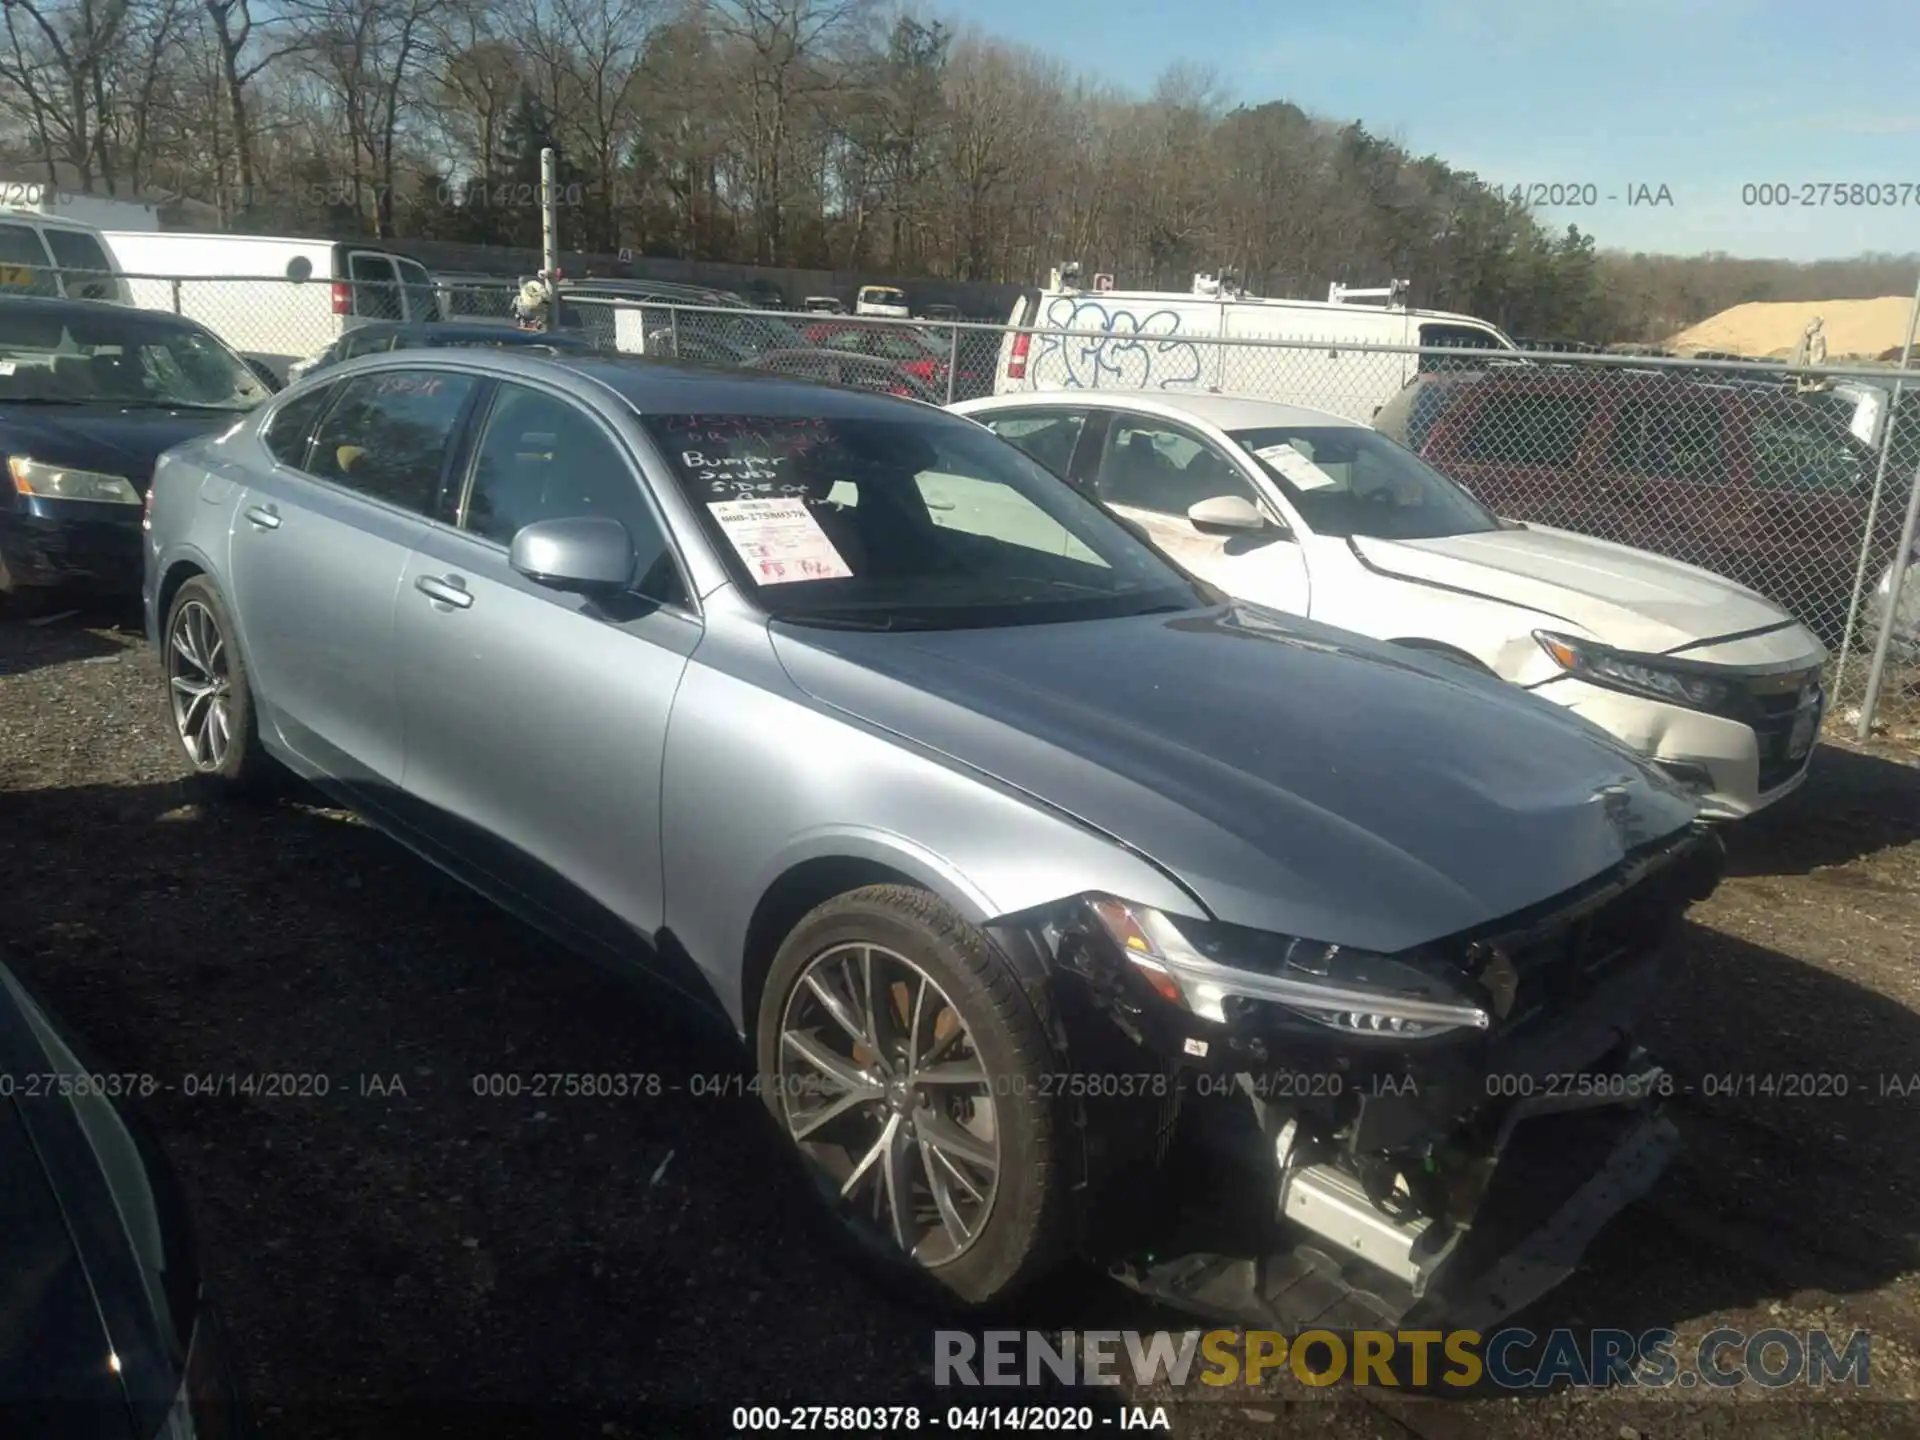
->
[951, 390, 1828, 820]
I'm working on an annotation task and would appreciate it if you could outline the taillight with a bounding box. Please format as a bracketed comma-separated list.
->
[900, 359, 939, 381]
[1007, 332, 1031, 380]
[330, 281, 351, 315]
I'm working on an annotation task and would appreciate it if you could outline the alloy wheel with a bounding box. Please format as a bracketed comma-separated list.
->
[167, 599, 233, 770]
[777, 943, 1001, 1267]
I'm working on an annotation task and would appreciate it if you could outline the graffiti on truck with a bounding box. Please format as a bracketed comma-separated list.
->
[1032, 298, 1205, 390]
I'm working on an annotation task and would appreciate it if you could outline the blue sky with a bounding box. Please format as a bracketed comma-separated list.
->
[950, 0, 1920, 262]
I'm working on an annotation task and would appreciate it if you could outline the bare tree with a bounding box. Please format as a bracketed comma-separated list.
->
[706, 0, 869, 264]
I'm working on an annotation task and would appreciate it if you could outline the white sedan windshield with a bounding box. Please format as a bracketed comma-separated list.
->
[1232, 425, 1500, 540]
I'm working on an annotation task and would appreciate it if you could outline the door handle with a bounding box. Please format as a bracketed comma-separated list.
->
[415, 574, 474, 609]
[243, 504, 280, 530]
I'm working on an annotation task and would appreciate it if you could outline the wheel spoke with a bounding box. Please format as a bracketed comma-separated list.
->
[905, 973, 928, 1075]
[209, 699, 231, 757]
[919, 1132, 973, 1246]
[881, 1115, 918, 1252]
[840, 1111, 898, 1199]
[787, 1086, 871, 1142]
[918, 1108, 997, 1178]
[171, 625, 201, 672]
[803, 967, 872, 1053]
[913, 1059, 989, 1086]
[926, 1139, 986, 1204]
[781, 1029, 881, 1098]
[171, 675, 215, 701]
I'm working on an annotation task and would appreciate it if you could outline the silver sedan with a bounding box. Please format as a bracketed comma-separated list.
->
[142, 350, 1721, 1328]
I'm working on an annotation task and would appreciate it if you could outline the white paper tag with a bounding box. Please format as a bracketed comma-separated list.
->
[708, 497, 853, 584]
[1253, 442, 1339, 491]
[0, 361, 15, 376]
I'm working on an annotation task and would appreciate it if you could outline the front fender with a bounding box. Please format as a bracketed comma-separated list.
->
[659, 654, 1201, 1030]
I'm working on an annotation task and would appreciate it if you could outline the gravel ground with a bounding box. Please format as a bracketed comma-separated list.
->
[3, 603, 1919, 1440]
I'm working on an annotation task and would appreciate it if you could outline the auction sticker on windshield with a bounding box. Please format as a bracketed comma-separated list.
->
[709, 497, 853, 584]
[1254, 442, 1339, 491]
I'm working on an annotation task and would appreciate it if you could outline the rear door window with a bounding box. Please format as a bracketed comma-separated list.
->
[1749, 410, 1869, 491]
[980, 411, 1087, 478]
[347, 252, 403, 320]
[1458, 392, 1595, 465]
[1606, 398, 1727, 481]
[306, 369, 481, 513]
[0, 223, 57, 295]
[263, 382, 341, 470]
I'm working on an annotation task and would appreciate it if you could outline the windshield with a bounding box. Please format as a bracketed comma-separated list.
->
[640, 412, 1208, 629]
[861, 288, 905, 304]
[1230, 425, 1500, 539]
[0, 308, 271, 410]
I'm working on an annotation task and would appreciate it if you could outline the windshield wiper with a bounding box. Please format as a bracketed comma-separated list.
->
[777, 610, 899, 631]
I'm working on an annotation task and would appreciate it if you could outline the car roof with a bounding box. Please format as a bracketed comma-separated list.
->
[0, 293, 196, 324]
[308, 349, 965, 420]
[1414, 366, 1812, 404]
[956, 389, 1358, 432]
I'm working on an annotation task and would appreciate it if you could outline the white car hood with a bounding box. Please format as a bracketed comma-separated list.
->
[1352, 524, 1799, 654]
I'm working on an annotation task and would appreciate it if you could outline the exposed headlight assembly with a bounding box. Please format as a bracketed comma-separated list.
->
[1083, 896, 1490, 1039]
[1534, 630, 1731, 710]
[8, 454, 141, 504]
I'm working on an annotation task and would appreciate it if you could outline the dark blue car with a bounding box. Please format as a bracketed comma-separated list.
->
[0, 297, 273, 610]
[0, 957, 241, 1436]
[287, 320, 603, 382]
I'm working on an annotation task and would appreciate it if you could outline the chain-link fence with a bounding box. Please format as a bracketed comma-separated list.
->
[12, 264, 1919, 734]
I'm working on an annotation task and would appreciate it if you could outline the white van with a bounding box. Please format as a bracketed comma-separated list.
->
[100, 232, 439, 380]
[0, 209, 130, 303]
[855, 284, 910, 319]
[995, 273, 1520, 422]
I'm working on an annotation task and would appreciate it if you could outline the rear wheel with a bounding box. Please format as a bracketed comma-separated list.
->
[756, 884, 1068, 1309]
[163, 577, 273, 792]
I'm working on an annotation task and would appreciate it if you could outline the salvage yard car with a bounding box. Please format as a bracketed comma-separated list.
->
[1373, 365, 1895, 649]
[956, 390, 1828, 820]
[142, 352, 1723, 1330]
[0, 295, 274, 610]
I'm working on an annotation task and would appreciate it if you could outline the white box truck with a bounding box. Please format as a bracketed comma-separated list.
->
[100, 232, 440, 380]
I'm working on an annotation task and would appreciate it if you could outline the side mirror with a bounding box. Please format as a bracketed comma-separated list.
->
[1187, 494, 1269, 532]
[509, 516, 633, 594]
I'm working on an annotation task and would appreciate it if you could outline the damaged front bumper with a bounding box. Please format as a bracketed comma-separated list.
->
[991, 824, 1724, 1333]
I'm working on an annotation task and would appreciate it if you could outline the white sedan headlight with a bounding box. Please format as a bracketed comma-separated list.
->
[1534, 630, 1732, 710]
[7, 454, 141, 504]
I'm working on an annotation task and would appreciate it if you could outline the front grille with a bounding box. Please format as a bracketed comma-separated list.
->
[1448, 830, 1719, 1035]
[1704, 666, 1822, 793]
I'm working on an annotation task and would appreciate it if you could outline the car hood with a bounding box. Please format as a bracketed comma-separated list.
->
[1351, 524, 1803, 654]
[770, 603, 1700, 953]
[0, 405, 242, 494]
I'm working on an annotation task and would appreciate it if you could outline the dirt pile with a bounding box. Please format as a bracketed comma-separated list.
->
[1668, 295, 1919, 360]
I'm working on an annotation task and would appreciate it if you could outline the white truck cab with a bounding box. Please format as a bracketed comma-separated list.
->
[0, 209, 130, 303]
[996, 269, 1520, 422]
[855, 285, 910, 319]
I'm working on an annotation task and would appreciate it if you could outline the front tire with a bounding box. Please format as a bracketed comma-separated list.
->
[162, 577, 272, 792]
[756, 884, 1069, 1309]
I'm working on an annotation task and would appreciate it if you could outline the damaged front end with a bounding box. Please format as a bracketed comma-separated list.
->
[990, 823, 1725, 1332]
